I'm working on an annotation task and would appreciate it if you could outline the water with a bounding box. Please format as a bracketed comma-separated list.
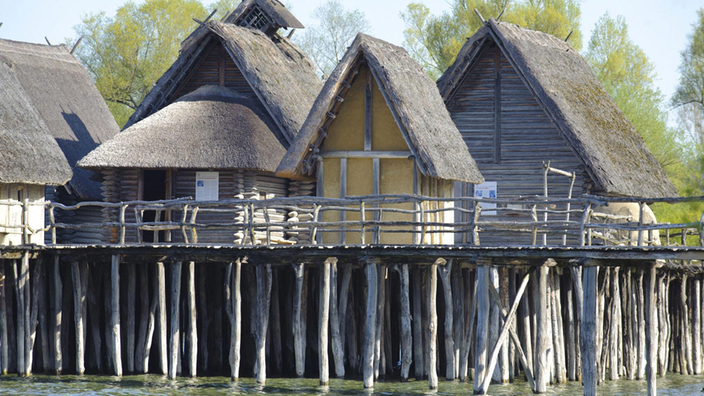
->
[1, 374, 704, 396]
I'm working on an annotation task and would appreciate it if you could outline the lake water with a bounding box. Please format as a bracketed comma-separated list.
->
[1, 374, 703, 395]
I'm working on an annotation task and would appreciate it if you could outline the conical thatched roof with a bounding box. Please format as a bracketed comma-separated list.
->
[0, 39, 120, 198]
[438, 20, 676, 198]
[78, 85, 286, 172]
[124, 21, 321, 146]
[277, 33, 484, 185]
[226, 0, 304, 29]
[0, 60, 72, 186]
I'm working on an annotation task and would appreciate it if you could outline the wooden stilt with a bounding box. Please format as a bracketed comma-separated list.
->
[438, 259, 455, 380]
[233, 259, 242, 380]
[27, 258, 42, 375]
[363, 261, 378, 389]
[156, 262, 167, 375]
[453, 268, 465, 380]
[197, 265, 209, 374]
[581, 266, 598, 396]
[535, 263, 549, 393]
[50, 256, 62, 375]
[646, 265, 658, 396]
[271, 269, 282, 375]
[460, 269, 477, 382]
[551, 269, 566, 383]
[499, 267, 509, 383]
[489, 267, 501, 383]
[0, 261, 7, 375]
[85, 264, 101, 373]
[373, 265, 384, 380]
[328, 259, 344, 378]
[428, 260, 440, 390]
[143, 264, 158, 373]
[475, 262, 490, 393]
[319, 259, 332, 385]
[169, 261, 182, 380]
[187, 262, 197, 378]
[570, 267, 583, 382]
[411, 267, 424, 380]
[111, 255, 123, 376]
[13, 259, 25, 376]
[397, 264, 412, 381]
[255, 264, 272, 384]
[507, 268, 516, 382]
[693, 276, 702, 374]
[292, 263, 306, 377]
[338, 265, 351, 370]
[136, 264, 150, 373]
[520, 268, 534, 378]
[478, 268, 532, 394]
[637, 270, 646, 379]
[126, 263, 135, 373]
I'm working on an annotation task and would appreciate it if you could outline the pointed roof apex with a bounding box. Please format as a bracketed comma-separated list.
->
[226, 0, 304, 34]
[277, 33, 484, 185]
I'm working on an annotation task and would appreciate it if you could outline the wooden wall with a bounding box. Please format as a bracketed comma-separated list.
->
[0, 183, 44, 245]
[447, 42, 590, 246]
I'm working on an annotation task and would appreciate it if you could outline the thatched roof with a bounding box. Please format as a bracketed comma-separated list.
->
[277, 33, 484, 184]
[226, 0, 304, 29]
[125, 21, 321, 146]
[0, 39, 120, 198]
[0, 61, 72, 186]
[438, 20, 676, 198]
[78, 85, 286, 172]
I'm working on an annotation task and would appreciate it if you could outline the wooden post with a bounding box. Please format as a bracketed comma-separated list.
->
[156, 262, 167, 375]
[126, 262, 136, 373]
[520, 268, 534, 377]
[136, 264, 150, 373]
[292, 263, 306, 377]
[693, 276, 702, 375]
[645, 265, 658, 396]
[475, 262, 491, 393]
[363, 261, 378, 389]
[319, 259, 332, 385]
[71, 262, 86, 375]
[169, 261, 182, 380]
[551, 270, 566, 383]
[428, 259, 440, 390]
[412, 267, 424, 380]
[461, 269, 477, 382]
[582, 265, 598, 396]
[51, 256, 61, 375]
[271, 270, 282, 375]
[570, 267, 583, 382]
[0, 261, 7, 375]
[232, 259, 242, 380]
[187, 262, 197, 378]
[609, 268, 621, 381]
[328, 259, 344, 378]
[397, 264, 412, 381]
[373, 266, 384, 380]
[535, 263, 549, 393]
[637, 270, 646, 379]
[453, 268, 465, 380]
[27, 259, 42, 375]
[438, 259, 455, 380]
[142, 264, 158, 373]
[255, 264, 272, 384]
[338, 265, 351, 370]
[13, 259, 26, 376]
[197, 265, 208, 374]
[111, 255, 123, 376]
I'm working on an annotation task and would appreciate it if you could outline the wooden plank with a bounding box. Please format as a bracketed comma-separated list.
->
[233, 259, 242, 379]
[320, 151, 412, 159]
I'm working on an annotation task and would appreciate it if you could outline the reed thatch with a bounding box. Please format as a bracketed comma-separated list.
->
[125, 21, 321, 146]
[226, 0, 304, 29]
[0, 61, 72, 186]
[277, 33, 484, 185]
[78, 85, 286, 172]
[0, 39, 120, 198]
[438, 20, 676, 198]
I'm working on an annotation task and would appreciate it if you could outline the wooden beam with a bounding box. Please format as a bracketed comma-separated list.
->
[474, 263, 490, 393]
[412, 267, 424, 380]
[364, 69, 372, 151]
[319, 151, 412, 159]
[255, 264, 272, 384]
[493, 47, 502, 164]
[340, 158, 347, 244]
[0, 260, 7, 375]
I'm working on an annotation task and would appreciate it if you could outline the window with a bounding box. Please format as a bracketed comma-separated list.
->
[196, 172, 219, 201]
[240, 5, 274, 32]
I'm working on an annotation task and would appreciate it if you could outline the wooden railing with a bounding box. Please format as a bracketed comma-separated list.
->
[1, 194, 703, 248]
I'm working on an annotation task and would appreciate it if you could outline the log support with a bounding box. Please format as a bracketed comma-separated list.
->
[427, 259, 441, 390]
[646, 265, 658, 396]
[362, 260, 378, 389]
[581, 265, 598, 396]
[319, 258, 332, 385]
[169, 261, 182, 380]
[111, 255, 123, 376]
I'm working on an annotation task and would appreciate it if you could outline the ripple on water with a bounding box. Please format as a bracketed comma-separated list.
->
[1, 374, 703, 395]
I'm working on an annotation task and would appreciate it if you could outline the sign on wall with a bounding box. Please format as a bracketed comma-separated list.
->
[474, 181, 497, 216]
[196, 172, 219, 201]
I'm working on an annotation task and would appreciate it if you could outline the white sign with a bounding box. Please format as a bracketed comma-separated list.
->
[196, 172, 219, 201]
[474, 181, 497, 216]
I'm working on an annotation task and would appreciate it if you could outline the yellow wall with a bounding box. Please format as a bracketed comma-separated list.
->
[371, 77, 408, 151]
[380, 159, 414, 244]
[321, 68, 367, 151]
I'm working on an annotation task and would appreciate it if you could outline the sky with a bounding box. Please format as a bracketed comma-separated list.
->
[1, 0, 702, 123]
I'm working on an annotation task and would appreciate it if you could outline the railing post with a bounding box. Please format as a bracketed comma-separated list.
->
[248, 202, 255, 245]
[263, 203, 271, 246]
[360, 202, 366, 245]
[473, 204, 481, 246]
[22, 197, 29, 244]
[414, 201, 421, 245]
[637, 201, 645, 246]
[181, 204, 190, 244]
[119, 204, 127, 245]
[311, 204, 320, 245]
[49, 205, 57, 245]
[579, 203, 592, 247]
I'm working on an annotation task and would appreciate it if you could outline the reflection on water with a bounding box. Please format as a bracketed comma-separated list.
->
[0, 374, 703, 395]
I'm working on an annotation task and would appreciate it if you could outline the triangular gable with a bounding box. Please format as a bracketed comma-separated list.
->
[125, 21, 321, 147]
[438, 20, 676, 198]
[278, 34, 483, 184]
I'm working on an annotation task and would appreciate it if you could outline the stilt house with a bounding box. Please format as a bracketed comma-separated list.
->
[277, 33, 484, 245]
[78, 11, 322, 244]
[0, 39, 120, 244]
[0, 53, 72, 245]
[437, 19, 676, 245]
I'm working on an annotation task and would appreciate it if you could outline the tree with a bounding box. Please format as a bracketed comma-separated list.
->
[293, 0, 371, 78]
[71, 0, 237, 127]
[585, 13, 680, 172]
[401, 0, 582, 79]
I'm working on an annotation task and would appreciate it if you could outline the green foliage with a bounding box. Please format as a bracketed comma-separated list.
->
[71, 0, 237, 127]
[293, 0, 371, 78]
[584, 13, 680, 174]
[400, 0, 582, 79]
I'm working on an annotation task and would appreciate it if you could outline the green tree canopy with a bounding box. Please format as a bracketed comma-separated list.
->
[293, 0, 371, 78]
[71, 0, 237, 127]
[401, 0, 582, 79]
[585, 13, 680, 172]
